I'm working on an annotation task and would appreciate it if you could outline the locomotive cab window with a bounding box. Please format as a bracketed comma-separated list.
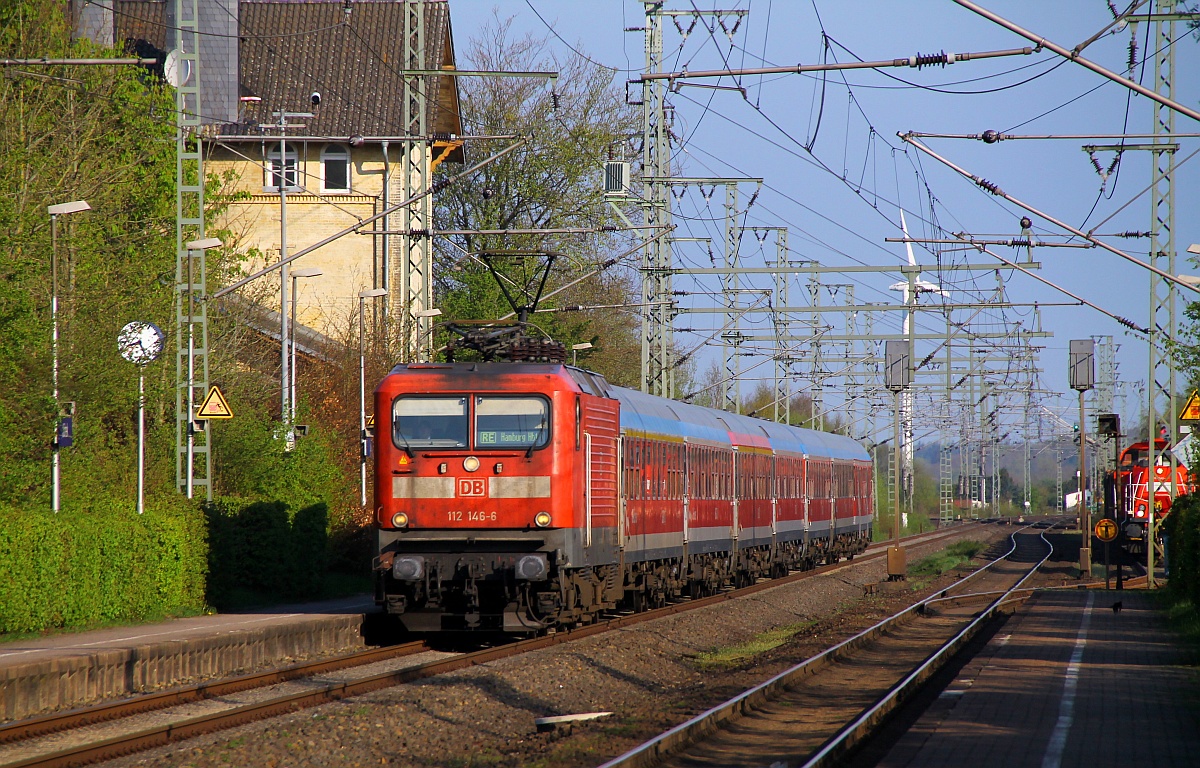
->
[475, 396, 550, 450]
[393, 396, 468, 449]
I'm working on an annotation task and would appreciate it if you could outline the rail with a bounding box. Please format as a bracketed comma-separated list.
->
[0, 524, 982, 768]
[798, 523, 1058, 768]
[596, 522, 1060, 768]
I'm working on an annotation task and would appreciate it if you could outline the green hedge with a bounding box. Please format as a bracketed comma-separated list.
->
[0, 497, 208, 634]
[204, 498, 328, 609]
[1166, 493, 1200, 605]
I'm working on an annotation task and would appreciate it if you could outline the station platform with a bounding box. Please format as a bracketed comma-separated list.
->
[0, 595, 374, 723]
[879, 589, 1200, 767]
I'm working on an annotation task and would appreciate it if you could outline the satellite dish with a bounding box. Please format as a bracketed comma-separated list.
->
[118, 322, 165, 365]
[163, 49, 190, 88]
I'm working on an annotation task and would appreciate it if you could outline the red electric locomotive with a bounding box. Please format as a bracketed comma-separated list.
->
[1114, 438, 1193, 552]
[371, 362, 873, 633]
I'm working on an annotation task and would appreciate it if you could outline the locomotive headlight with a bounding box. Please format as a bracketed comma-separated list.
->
[391, 512, 409, 528]
[534, 511, 552, 528]
[392, 555, 424, 581]
[463, 456, 480, 472]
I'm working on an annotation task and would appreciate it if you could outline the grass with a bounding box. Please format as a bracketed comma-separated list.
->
[692, 621, 817, 669]
[909, 540, 987, 579]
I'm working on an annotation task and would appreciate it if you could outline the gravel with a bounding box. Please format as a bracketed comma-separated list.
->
[106, 526, 1015, 768]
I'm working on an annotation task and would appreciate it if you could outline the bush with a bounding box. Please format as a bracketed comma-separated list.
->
[0, 496, 207, 634]
[1165, 492, 1200, 606]
[204, 498, 329, 609]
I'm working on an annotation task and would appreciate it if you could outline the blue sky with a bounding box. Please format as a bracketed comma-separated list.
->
[447, 1, 1200, 439]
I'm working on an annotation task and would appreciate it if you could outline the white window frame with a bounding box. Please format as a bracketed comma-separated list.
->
[320, 144, 351, 193]
[265, 143, 300, 192]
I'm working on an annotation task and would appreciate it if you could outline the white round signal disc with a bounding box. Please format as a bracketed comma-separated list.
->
[118, 321, 165, 365]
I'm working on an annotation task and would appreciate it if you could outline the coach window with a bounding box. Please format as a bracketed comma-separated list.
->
[475, 396, 550, 450]
[652, 442, 661, 499]
[321, 144, 350, 193]
[625, 442, 636, 499]
[393, 396, 468, 449]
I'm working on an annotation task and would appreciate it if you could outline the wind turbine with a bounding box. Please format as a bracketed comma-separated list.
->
[888, 210, 947, 529]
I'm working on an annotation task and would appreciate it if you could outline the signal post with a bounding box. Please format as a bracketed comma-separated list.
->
[885, 339, 910, 580]
[1069, 340, 1095, 578]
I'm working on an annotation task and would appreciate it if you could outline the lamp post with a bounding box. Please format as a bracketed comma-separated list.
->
[47, 199, 91, 512]
[183, 237, 222, 499]
[289, 267, 323, 422]
[359, 288, 388, 506]
[269, 110, 311, 431]
[413, 308, 442, 362]
[571, 342, 593, 366]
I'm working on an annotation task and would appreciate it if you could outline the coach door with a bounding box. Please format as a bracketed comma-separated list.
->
[770, 451, 778, 538]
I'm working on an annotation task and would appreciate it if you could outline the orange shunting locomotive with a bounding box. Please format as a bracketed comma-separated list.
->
[1113, 438, 1193, 552]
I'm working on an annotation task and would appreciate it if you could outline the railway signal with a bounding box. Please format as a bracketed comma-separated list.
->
[1095, 517, 1118, 590]
[1095, 518, 1118, 542]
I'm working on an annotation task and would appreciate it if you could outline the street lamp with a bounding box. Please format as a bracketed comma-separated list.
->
[183, 237, 222, 499]
[358, 288, 388, 506]
[571, 342, 593, 366]
[414, 307, 442, 362]
[289, 267, 323, 422]
[47, 199, 90, 511]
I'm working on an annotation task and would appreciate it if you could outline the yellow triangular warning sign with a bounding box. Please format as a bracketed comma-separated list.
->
[196, 385, 233, 420]
[366, 414, 375, 429]
[1181, 390, 1200, 421]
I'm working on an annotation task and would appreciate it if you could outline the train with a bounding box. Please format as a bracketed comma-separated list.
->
[371, 362, 874, 633]
[1112, 438, 1193, 552]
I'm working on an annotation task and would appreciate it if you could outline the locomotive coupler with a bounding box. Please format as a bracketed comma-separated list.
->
[463, 576, 481, 628]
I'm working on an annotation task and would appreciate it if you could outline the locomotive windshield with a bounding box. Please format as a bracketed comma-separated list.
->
[393, 396, 469, 449]
[475, 396, 550, 449]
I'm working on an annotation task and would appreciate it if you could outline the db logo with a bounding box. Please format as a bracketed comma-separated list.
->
[458, 478, 486, 497]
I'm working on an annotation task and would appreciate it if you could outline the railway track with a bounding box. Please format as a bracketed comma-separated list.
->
[597, 521, 1066, 768]
[0, 523, 984, 768]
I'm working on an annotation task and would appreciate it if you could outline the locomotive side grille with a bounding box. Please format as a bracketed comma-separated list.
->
[585, 399, 620, 524]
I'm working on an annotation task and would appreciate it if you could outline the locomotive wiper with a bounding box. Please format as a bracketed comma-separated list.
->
[395, 428, 414, 458]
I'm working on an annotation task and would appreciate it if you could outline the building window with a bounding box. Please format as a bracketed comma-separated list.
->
[266, 143, 299, 190]
[321, 144, 350, 193]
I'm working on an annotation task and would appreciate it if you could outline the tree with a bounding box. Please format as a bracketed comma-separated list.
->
[0, 1, 179, 502]
[0, 1, 355, 529]
[433, 14, 642, 386]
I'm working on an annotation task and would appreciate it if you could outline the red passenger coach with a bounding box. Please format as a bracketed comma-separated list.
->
[373, 362, 873, 633]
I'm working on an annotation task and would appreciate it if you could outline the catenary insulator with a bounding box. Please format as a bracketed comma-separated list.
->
[908, 50, 953, 69]
[976, 178, 1002, 195]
